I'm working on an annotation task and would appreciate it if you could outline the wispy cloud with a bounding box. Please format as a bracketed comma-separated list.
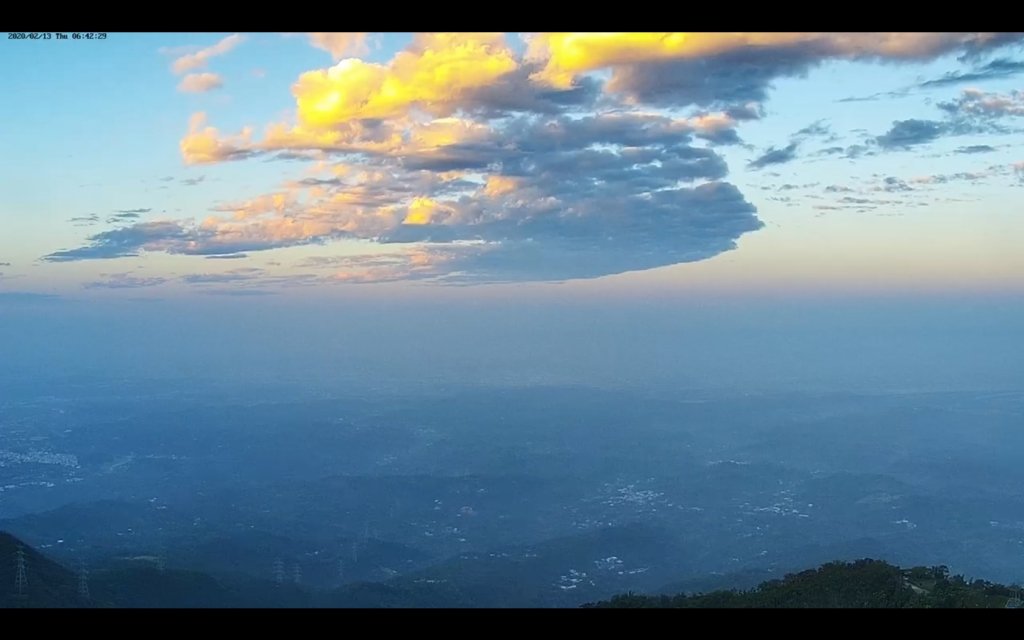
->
[939, 88, 1024, 118]
[84, 273, 168, 289]
[169, 34, 243, 75]
[306, 33, 369, 60]
[178, 72, 224, 93]
[910, 170, 992, 185]
[44, 221, 192, 262]
[794, 120, 832, 139]
[69, 214, 100, 226]
[749, 142, 799, 169]
[955, 144, 997, 154]
[880, 176, 913, 192]
[875, 119, 947, 149]
[840, 57, 1024, 102]
[919, 58, 1024, 88]
[107, 209, 150, 224]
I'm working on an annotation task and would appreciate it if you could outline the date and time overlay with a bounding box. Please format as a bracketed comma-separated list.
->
[9, 32, 108, 40]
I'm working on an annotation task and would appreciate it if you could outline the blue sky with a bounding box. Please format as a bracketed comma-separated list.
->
[1, 33, 1022, 299]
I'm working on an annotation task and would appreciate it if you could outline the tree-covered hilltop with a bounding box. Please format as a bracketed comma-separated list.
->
[586, 559, 1024, 608]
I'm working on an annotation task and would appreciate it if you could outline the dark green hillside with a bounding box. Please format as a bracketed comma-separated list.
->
[588, 559, 1023, 608]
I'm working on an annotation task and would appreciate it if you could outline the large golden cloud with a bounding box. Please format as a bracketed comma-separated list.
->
[293, 33, 519, 127]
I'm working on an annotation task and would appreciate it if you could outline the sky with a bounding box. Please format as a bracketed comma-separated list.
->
[1, 32, 1023, 302]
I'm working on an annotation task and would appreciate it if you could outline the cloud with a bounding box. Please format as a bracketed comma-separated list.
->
[748, 142, 799, 169]
[527, 32, 1024, 108]
[837, 89, 909, 103]
[44, 221, 193, 261]
[0, 262, 10, 267]
[204, 252, 247, 259]
[180, 112, 254, 165]
[436, 182, 761, 283]
[181, 268, 322, 289]
[181, 175, 206, 186]
[305, 249, 460, 284]
[170, 34, 243, 75]
[794, 120, 831, 138]
[199, 288, 277, 296]
[919, 58, 1024, 88]
[880, 176, 913, 192]
[108, 32, 1020, 284]
[106, 210, 149, 224]
[910, 171, 991, 185]
[48, 124, 764, 281]
[292, 33, 520, 126]
[955, 144, 997, 154]
[307, 33, 369, 60]
[841, 58, 1024, 102]
[44, 215, 333, 262]
[181, 270, 260, 284]
[843, 144, 872, 158]
[1015, 161, 1024, 182]
[939, 88, 1024, 118]
[69, 214, 100, 226]
[178, 72, 224, 93]
[84, 273, 168, 289]
[875, 119, 947, 148]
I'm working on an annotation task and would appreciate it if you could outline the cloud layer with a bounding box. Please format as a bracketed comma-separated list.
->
[50, 32, 1024, 284]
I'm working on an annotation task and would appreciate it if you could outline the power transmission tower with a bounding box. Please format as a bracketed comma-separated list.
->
[14, 547, 28, 597]
[292, 563, 302, 586]
[1007, 587, 1023, 608]
[337, 558, 345, 582]
[274, 557, 286, 585]
[77, 560, 90, 601]
[351, 540, 359, 563]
